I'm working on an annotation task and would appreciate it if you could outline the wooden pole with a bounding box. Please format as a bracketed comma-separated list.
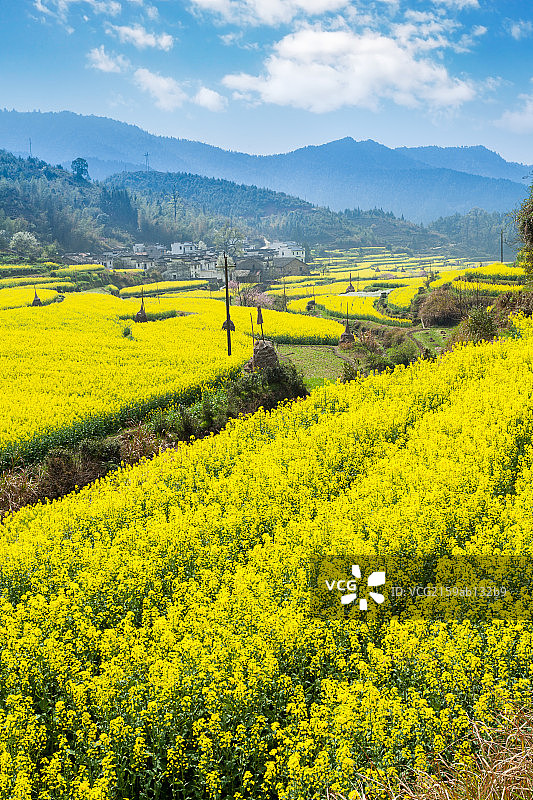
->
[250, 312, 256, 371]
[224, 252, 232, 356]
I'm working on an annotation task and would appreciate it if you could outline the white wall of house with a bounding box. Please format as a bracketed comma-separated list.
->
[171, 242, 197, 256]
[272, 243, 305, 259]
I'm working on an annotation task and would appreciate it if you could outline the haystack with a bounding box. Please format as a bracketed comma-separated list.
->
[134, 295, 148, 323]
[339, 322, 355, 344]
[243, 339, 279, 372]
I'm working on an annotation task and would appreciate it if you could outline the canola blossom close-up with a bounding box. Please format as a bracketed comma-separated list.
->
[1, 317, 533, 797]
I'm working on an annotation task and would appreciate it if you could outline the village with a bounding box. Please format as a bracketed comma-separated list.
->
[98, 239, 309, 285]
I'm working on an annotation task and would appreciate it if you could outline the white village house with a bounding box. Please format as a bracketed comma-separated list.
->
[269, 242, 306, 260]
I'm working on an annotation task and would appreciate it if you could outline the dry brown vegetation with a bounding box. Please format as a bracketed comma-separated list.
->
[327, 709, 533, 800]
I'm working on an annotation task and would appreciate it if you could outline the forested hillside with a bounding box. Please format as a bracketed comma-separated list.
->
[0, 147, 520, 259]
[106, 169, 449, 251]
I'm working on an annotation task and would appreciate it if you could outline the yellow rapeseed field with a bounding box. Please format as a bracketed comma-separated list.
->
[119, 280, 209, 297]
[151, 294, 344, 344]
[0, 293, 342, 464]
[453, 279, 521, 295]
[0, 292, 250, 464]
[387, 278, 426, 311]
[0, 286, 59, 309]
[0, 317, 533, 797]
[311, 293, 412, 326]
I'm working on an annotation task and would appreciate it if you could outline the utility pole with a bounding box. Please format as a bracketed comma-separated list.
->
[29, 138, 32, 157]
[144, 152, 150, 172]
[224, 252, 232, 357]
[500, 229, 504, 263]
[171, 187, 178, 220]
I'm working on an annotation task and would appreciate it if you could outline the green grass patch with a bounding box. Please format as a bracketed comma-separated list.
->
[277, 344, 345, 390]
[411, 325, 457, 352]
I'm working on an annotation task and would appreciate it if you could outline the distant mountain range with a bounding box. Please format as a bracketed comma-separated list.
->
[0, 110, 529, 224]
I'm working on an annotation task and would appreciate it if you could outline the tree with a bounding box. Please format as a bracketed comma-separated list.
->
[514, 186, 533, 279]
[100, 186, 137, 231]
[214, 224, 244, 256]
[419, 289, 461, 327]
[10, 231, 40, 260]
[71, 158, 89, 181]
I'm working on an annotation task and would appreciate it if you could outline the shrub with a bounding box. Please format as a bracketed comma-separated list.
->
[465, 307, 497, 343]
[388, 338, 419, 366]
[419, 289, 461, 326]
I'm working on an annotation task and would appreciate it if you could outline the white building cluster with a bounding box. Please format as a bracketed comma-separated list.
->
[100, 239, 308, 283]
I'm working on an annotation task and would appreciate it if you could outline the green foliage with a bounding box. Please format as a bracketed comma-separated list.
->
[387, 338, 419, 365]
[429, 208, 515, 260]
[465, 308, 497, 342]
[0, 150, 105, 251]
[515, 188, 533, 281]
[99, 185, 137, 232]
[71, 157, 89, 181]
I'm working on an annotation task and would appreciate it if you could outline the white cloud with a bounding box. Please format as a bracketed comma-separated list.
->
[455, 23, 487, 52]
[431, 0, 479, 8]
[508, 20, 533, 41]
[133, 68, 187, 109]
[219, 31, 258, 49]
[223, 28, 475, 113]
[34, 0, 121, 19]
[145, 4, 159, 19]
[107, 23, 173, 49]
[189, 0, 350, 26]
[193, 87, 228, 111]
[392, 14, 458, 53]
[87, 44, 130, 72]
[497, 92, 533, 134]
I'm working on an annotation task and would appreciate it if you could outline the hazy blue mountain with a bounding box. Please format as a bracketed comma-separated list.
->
[397, 145, 532, 183]
[0, 109, 528, 223]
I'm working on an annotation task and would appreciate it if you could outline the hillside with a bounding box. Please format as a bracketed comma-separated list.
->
[106, 168, 449, 251]
[0, 146, 518, 258]
[398, 144, 531, 182]
[0, 110, 529, 223]
[0, 148, 451, 253]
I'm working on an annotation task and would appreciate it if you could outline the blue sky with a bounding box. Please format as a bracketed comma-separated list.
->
[1, 0, 533, 161]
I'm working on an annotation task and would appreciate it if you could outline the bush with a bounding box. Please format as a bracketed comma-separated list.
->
[465, 308, 497, 342]
[382, 329, 406, 348]
[387, 338, 419, 366]
[419, 289, 461, 326]
[341, 361, 359, 382]
[78, 437, 121, 464]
